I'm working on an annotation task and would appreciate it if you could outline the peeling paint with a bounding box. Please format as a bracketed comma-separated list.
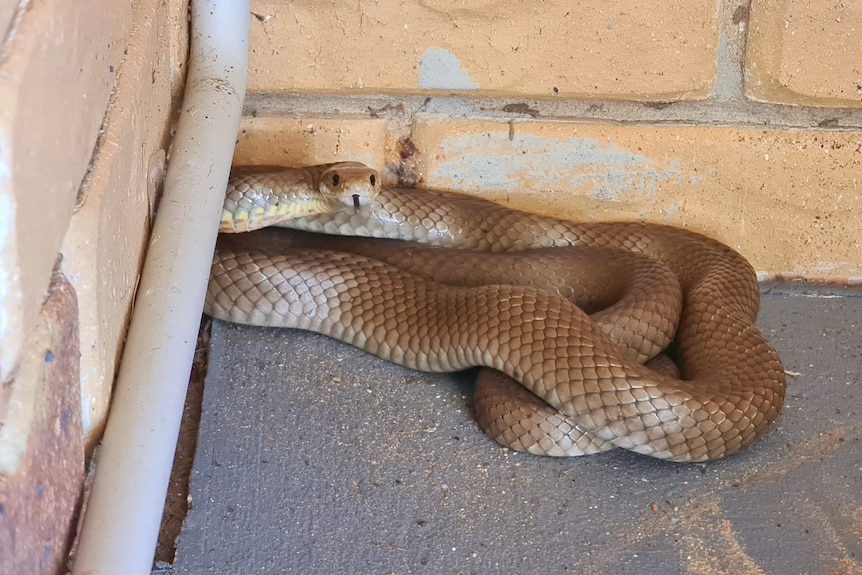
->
[418, 47, 480, 90]
[664, 201, 681, 219]
[430, 131, 682, 200]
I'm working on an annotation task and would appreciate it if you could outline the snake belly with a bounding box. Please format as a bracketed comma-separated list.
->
[206, 167, 786, 463]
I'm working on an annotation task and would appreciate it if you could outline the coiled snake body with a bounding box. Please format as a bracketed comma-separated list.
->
[206, 163, 785, 462]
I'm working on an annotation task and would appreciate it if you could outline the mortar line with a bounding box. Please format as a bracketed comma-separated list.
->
[245, 92, 862, 131]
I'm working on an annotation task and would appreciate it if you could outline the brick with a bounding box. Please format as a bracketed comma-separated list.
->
[745, 0, 862, 107]
[0, 265, 84, 575]
[412, 115, 862, 282]
[60, 0, 189, 448]
[0, 1, 134, 383]
[247, 0, 720, 100]
[234, 116, 387, 174]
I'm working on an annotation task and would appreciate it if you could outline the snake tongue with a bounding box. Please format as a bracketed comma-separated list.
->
[352, 193, 361, 211]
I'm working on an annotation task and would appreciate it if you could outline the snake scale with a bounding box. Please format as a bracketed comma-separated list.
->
[205, 162, 786, 462]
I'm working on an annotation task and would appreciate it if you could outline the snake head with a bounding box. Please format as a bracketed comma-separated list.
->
[318, 162, 381, 211]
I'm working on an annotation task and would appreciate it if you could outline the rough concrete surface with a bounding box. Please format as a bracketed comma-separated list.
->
[170, 286, 861, 575]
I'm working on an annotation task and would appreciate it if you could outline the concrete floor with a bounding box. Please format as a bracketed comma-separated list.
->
[168, 283, 861, 575]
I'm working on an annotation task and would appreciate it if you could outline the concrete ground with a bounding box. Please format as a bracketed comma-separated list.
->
[167, 282, 861, 575]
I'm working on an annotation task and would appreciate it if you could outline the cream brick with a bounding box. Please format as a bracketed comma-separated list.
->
[234, 116, 387, 174]
[60, 0, 188, 447]
[745, 0, 862, 107]
[248, 0, 720, 100]
[0, 0, 134, 383]
[412, 115, 861, 283]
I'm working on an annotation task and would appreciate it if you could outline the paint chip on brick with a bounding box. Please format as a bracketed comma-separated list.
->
[247, 0, 720, 99]
[418, 47, 480, 90]
[413, 115, 862, 282]
[429, 131, 681, 201]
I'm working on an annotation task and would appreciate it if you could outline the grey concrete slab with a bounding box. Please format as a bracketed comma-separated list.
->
[173, 289, 862, 575]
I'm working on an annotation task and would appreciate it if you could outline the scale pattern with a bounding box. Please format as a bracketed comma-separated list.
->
[207, 179, 786, 462]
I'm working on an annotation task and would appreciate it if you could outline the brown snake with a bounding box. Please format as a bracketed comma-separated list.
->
[206, 162, 786, 462]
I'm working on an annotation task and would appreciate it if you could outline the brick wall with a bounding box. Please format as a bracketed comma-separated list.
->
[0, 1, 187, 572]
[238, 0, 861, 284]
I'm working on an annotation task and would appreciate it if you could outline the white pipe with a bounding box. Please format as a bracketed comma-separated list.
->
[71, 2, 248, 574]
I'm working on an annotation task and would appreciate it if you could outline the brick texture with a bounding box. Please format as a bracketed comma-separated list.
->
[248, 0, 721, 100]
[411, 115, 861, 282]
[60, 0, 188, 447]
[746, 0, 862, 107]
[233, 116, 387, 172]
[0, 0, 134, 384]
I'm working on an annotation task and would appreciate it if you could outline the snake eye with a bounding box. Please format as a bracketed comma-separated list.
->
[369, 174, 376, 186]
[331, 174, 340, 186]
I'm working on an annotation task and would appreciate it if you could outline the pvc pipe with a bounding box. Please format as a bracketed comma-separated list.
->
[71, 2, 248, 574]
